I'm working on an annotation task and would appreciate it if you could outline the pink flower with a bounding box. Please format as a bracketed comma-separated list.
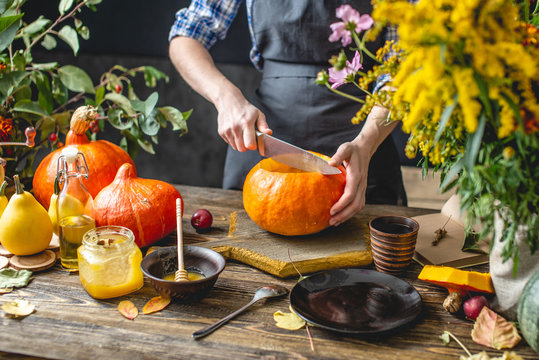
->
[329, 5, 374, 46]
[328, 51, 363, 89]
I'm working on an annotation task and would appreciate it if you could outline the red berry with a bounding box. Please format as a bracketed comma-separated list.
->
[48, 133, 57, 142]
[115, 84, 122, 93]
[191, 209, 213, 232]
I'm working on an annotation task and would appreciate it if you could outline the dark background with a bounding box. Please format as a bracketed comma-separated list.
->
[28, 1, 414, 188]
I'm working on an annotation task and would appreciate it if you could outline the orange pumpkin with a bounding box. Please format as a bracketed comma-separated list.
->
[243, 153, 346, 236]
[94, 163, 183, 248]
[32, 106, 135, 209]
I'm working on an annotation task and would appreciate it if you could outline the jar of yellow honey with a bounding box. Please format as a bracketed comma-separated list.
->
[78, 226, 143, 299]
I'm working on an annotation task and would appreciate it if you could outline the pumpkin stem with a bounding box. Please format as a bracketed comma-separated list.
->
[0, 180, 6, 196]
[70, 106, 98, 135]
[13, 175, 24, 195]
[115, 163, 138, 180]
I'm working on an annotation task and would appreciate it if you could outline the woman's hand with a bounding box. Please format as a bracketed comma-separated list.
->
[328, 140, 370, 226]
[215, 89, 272, 152]
[328, 105, 396, 226]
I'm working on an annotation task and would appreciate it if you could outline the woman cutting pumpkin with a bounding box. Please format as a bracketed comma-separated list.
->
[168, 0, 407, 226]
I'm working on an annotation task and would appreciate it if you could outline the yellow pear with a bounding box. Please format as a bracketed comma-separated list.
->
[0, 175, 53, 256]
[0, 181, 7, 218]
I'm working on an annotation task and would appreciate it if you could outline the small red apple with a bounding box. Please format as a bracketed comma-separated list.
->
[191, 209, 213, 232]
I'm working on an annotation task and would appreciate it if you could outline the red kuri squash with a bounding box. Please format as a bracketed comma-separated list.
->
[32, 106, 134, 209]
[94, 163, 183, 248]
[243, 153, 346, 236]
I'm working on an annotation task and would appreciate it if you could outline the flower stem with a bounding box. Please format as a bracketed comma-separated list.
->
[352, 31, 378, 62]
[324, 83, 365, 104]
[442, 331, 471, 357]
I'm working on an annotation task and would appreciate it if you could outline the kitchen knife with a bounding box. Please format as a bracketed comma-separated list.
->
[256, 131, 342, 175]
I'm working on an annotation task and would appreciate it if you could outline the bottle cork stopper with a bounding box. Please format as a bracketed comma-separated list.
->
[60, 146, 79, 163]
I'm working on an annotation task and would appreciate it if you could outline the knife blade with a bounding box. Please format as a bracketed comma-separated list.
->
[256, 131, 342, 175]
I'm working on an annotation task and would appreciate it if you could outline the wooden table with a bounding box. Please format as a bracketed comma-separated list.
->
[0, 185, 536, 360]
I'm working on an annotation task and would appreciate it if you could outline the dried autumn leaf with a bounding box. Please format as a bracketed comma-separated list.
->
[459, 351, 524, 360]
[142, 295, 171, 315]
[118, 300, 138, 320]
[2, 299, 35, 318]
[274, 306, 306, 330]
[471, 307, 521, 350]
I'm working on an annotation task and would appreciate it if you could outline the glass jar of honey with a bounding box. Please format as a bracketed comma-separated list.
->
[78, 226, 143, 299]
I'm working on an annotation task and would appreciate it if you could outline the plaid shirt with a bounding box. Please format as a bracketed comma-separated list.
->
[170, 0, 397, 85]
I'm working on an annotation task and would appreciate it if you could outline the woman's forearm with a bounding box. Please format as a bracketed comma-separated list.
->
[169, 36, 244, 110]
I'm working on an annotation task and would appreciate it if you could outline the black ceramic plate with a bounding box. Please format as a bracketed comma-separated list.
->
[289, 268, 422, 335]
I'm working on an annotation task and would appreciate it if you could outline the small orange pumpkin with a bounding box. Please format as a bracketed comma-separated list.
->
[243, 153, 346, 236]
[94, 163, 183, 248]
[32, 106, 135, 209]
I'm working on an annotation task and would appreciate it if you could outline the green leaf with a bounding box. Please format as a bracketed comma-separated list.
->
[157, 106, 189, 134]
[440, 157, 463, 191]
[95, 86, 105, 105]
[0, 14, 22, 52]
[58, 0, 74, 15]
[0, 268, 32, 288]
[463, 113, 486, 172]
[0, 70, 27, 97]
[137, 137, 155, 154]
[58, 25, 79, 55]
[120, 129, 140, 159]
[143, 66, 168, 87]
[474, 73, 492, 119]
[131, 91, 158, 117]
[52, 76, 68, 104]
[77, 25, 89, 40]
[12, 50, 26, 71]
[104, 92, 135, 115]
[38, 116, 56, 136]
[13, 99, 49, 117]
[139, 112, 160, 136]
[32, 62, 58, 71]
[107, 107, 132, 130]
[435, 98, 457, 143]
[52, 111, 71, 131]
[20, 15, 51, 36]
[33, 72, 54, 114]
[0, 0, 15, 15]
[41, 34, 57, 50]
[0, 13, 22, 33]
[12, 84, 31, 102]
[58, 65, 95, 94]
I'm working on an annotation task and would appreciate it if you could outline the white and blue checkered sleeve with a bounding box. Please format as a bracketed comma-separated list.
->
[169, 0, 243, 49]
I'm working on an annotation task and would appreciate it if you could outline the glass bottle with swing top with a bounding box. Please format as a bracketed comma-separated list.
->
[56, 146, 95, 269]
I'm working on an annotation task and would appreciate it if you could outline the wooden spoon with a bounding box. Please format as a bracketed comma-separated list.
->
[174, 198, 189, 282]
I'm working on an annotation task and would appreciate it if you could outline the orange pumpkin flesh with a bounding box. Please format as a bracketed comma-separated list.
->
[243, 154, 346, 236]
[32, 106, 134, 209]
[94, 163, 183, 248]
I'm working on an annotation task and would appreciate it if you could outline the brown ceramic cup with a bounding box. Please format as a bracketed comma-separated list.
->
[369, 216, 419, 275]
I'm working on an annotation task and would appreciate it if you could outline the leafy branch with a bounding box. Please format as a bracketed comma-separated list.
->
[0, 0, 191, 185]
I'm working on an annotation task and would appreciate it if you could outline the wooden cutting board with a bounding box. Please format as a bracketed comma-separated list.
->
[195, 210, 372, 278]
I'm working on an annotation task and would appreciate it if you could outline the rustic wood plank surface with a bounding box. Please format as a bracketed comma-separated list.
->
[0, 185, 536, 360]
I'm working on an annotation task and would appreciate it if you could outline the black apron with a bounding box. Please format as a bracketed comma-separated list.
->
[223, 0, 407, 206]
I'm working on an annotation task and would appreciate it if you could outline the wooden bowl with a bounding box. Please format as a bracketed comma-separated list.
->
[369, 216, 419, 275]
[141, 245, 225, 302]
